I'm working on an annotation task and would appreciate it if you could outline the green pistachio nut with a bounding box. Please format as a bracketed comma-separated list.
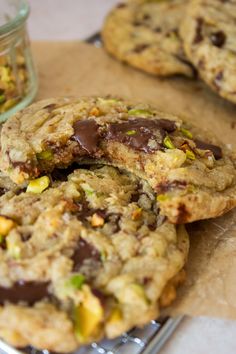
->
[128, 108, 153, 117]
[26, 176, 50, 194]
[163, 135, 175, 149]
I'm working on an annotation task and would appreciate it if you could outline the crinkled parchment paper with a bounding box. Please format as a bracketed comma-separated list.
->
[32, 41, 236, 320]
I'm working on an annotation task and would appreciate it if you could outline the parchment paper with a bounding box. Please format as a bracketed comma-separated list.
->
[32, 41, 236, 320]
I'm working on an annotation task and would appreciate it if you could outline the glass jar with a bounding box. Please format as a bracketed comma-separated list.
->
[0, 0, 37, 122]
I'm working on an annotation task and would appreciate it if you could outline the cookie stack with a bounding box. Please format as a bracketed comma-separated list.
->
[102, 0, 236, 104]
[0, 96, 235, 352]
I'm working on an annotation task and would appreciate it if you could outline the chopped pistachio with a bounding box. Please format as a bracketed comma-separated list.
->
[180, 127, 193, 139]
[186, 150, 195, 160]
[84, 188, 94, 196]
[131, 208, 142, 220]
[74, 287, 103, 342]
[126, 130, 136, 136]
[91, 213, 104, 227]
[0, 235, 4, 244]
[0, 67, 11, 83]
[6, 240, 21, 259]
[67, 274, 85, 290]
[163, 135, 175, 149]
[0, 216, 16, 236]
[0, 94, 6, 104]
[108, 308, 122, 323]
[36, 150, 53, 161]
[26, 176, 50, 194]
[157, 194, 170, 202]
[128, 108, 153, 117]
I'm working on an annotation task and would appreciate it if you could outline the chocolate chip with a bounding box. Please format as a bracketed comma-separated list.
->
[142, 14, 151, 21]
[106, 118, 176, 153]
[133, 44, 150, 53]
[210, 31, 226, 47]
[194, 18, 203, 44]
[71, 120, 100, 155]
[0, 188, 7, 197]
[156, 180, 187, 194]
[194, 139, 222, 160]
[72, 239, 101, 271]
[0, 281, 50, 305]
[176, 203, 190, 223]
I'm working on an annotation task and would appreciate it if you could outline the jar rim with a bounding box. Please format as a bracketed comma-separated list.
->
[0, 0, 30, 36]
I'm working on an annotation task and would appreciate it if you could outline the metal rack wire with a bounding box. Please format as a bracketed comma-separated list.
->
[0, 316, 183, 354]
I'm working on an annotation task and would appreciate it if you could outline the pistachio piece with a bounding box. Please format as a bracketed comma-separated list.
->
[157, 194, 170, 202]
[163, 135, 175, 149]
[26, 176, 50, 194]
[186, 150, 195, 160]
[128, 108, 153, 117]
[126, 130, 136, 136]
[6, 239, 21, 259]
[0, 216, 16, 236]
[180, 127, 193, 139]
[67, 274, 85, 290]
[74, 286, 103, 342]
[36, 150, 53, 161]
[107, 308, 122, 324]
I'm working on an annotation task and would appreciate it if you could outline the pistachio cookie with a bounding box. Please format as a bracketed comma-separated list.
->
[0, 166, 189, 352]
[180, 0, 236, 104]
[102, 0, 194, 77]
[1, 96, 236, 223]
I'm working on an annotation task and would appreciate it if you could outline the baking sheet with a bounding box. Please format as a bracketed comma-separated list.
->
[31, 40, 236, 320]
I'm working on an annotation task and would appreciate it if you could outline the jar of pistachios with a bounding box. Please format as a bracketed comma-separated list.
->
[0, 0, 37, 122]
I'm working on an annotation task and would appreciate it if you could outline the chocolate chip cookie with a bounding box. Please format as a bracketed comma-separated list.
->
[180, 0, 236, 103]
[0, 165, 189, 352]
[1, 96, 236, 223]
[102, 0, 194, 77]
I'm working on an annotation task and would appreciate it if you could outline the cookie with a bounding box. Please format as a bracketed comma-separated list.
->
[1, 96, 236, 223]
[180, 0, 236, 104]
[0, 165, 189, 352]
[102, 0, 194, 77]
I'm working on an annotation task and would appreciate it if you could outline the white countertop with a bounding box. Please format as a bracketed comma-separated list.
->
[27, 1, 236, 353]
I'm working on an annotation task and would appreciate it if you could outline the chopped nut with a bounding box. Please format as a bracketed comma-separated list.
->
[186, 150, 195, 160]
[108, 308, 122, 324]
[180, 127, 193, 139]
[89, 107, 101, 117]
[163, 135, 175, 149]
[0, 216, 16, 236]
[131, 208, 142, 220]
[128, 108, 153, 117]
[26, 176, 50, 194]
[91, 213, 105, 227]
[36, 150, 53, 161]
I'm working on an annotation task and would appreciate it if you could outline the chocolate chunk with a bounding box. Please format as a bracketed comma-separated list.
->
[0, 188, 8, 197]
[195, 139, 222, 160]
[133, 44, 150, 53]
[210, 31, 226, 47]
[194, 18, 203, 44]
[176, 203, 190, 223]
[156, 180, 187, 194]
[214, 71, 224, 90]
[72, 120, 100, 155]
[106, 118, 176, 153]
[72, 239, 101, 271]
[0, 281, 50, 305]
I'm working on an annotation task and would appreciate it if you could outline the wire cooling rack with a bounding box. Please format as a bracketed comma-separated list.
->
[0, 316, 183, 354]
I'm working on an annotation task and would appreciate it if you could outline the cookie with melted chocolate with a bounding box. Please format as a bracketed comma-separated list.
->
[180, 0, 236, 104]
[0, 165, 189, 352]
[102, 0, 194, 77]
[1, 96, 236, 223]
